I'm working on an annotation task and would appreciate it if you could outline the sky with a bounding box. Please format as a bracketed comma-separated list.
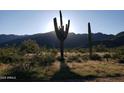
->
[0, 10, 124, 35]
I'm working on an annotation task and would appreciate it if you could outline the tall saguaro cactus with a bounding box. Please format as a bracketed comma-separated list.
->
[88, 22, 93, 59]
[53, 11, 70, 60]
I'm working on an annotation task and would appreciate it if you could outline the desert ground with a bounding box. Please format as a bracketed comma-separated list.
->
[0, 46, 124, 82]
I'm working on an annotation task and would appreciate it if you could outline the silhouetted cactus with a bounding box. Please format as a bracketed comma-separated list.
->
[53, 11, 70, 60]
[88, 22, 93, 59]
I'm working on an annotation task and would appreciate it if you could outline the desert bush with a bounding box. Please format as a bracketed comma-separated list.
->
[94, 44, 108, 52]
[118, 56, 124, 64]
[49, 49, 58, 56]
[103, 53, 111, 61]
[32, 52, 55, 66]
[81, 54, 89, 61]
[111, 53, 120, 60]
[0, 48, 22, 64]
[41, 53, 55, 66]
[111, 47, 124, 60]
[77, 48, 86, 53]
[90, 54, 102, 61]
[20, 39, 40, 54]
[117, 47, 124, 54]
[65, 48, 79, 53]
[7, 62, 38, 80]
[67, 54, 82, 63]
[118, 59, 124, 64]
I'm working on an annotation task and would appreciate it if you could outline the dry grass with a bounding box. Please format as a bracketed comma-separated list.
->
[67, 61, 124, 79]
[0, 50, 124, 81]
[30, 61, 60, 80]
[0, 63, 12, 75]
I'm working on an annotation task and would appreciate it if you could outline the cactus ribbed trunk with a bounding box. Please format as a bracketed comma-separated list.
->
[88, 22, 92, 59]
[60, 41, 64, 60]
[53, 10, 70, 60]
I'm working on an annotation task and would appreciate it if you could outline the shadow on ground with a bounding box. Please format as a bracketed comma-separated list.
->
[50, 60, 97, 82]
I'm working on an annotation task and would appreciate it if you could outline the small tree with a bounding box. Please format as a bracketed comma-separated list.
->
[20, 39, 40, 54]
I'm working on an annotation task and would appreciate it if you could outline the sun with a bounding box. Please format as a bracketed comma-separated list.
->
[45, 17, 75, 33]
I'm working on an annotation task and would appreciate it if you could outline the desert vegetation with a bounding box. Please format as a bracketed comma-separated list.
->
[0, 39, 124, 81]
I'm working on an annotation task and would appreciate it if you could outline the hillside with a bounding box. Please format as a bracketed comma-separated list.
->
[0, 31, 123, 48]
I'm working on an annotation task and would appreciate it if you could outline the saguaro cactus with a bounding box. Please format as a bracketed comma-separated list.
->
[88, 22, 93, 59]
[53, 10, 70, 60]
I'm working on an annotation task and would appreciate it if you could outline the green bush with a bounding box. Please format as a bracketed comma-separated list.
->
[20, 39, 40, 54]
[0, 48, 22, 64]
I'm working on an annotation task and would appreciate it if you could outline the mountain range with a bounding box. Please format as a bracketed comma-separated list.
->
[0, 31, 124, 48]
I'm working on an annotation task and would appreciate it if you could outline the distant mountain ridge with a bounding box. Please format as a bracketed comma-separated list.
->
[0, 31, 123, 48]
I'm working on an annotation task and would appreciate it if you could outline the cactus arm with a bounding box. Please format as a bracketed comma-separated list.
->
[53, 17, 61, 40]
[65, 20, 70, 31]
[64, 24, 68, 39]
[64, 20, 70, 39]
[59, 10, 63, 27]
[53, 17, 58, 31]
[67, 20, 70, 31]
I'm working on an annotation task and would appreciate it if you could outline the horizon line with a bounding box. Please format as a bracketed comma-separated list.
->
[0, 31, 122, 36]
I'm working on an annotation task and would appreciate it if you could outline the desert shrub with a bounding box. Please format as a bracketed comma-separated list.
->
[111, 53, 120, 60]
[103, 53, 111, 61]
[0, 48, 22, 64]
[94, 44, 108, 52]
[20, 39, 40, 54]
[117, 47, 124, 54]
[65, 48, 72, 52]
[7, 63, 38, 80]
[32, 52, 55, 66]
[41, 53, 55, 66]
[49, 49, 58, 56]
[90, 54, 102, 61]
[111, 47, 124, 60]
[118, 58, 124, 64]
[40, 47, 49, 52]
[82, 54, 89, 61]
[118, 56, 124, 64]
[67, 54, 82, 63]
[118, 58, 124, 63]
[77, 48, 86, 53]
[65, 48, 80, 53]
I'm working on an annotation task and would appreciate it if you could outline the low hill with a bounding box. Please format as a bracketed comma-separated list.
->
[0, 31, 123, 48]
